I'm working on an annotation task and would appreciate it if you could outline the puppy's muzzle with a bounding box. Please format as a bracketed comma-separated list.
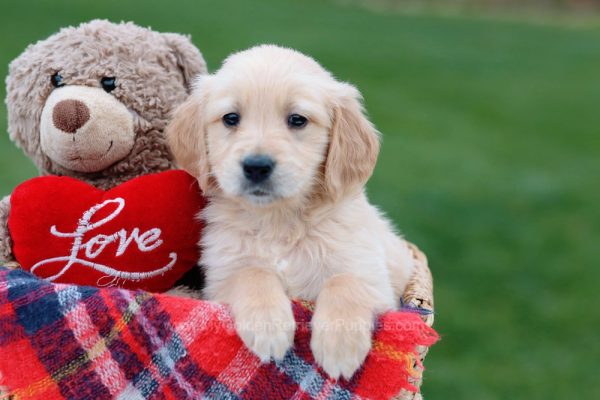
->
[242, 154, 275, 184]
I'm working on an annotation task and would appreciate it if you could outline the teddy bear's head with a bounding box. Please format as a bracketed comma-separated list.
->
[6, 19, 207, 189]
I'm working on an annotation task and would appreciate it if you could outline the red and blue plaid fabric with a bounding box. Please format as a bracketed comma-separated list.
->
[0, 267, 438, 399]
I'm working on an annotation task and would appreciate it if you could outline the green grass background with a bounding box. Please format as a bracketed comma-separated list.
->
[1, 1, 598, 398]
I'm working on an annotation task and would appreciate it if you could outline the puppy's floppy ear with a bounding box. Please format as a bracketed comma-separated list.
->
[166, 79, 213, 192]
[324, 82, 380, 201]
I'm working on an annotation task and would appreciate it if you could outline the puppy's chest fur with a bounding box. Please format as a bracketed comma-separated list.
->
[200, 195, 403, 304]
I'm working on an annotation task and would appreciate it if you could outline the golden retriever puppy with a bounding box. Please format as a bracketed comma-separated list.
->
[167, 45, 415, 379]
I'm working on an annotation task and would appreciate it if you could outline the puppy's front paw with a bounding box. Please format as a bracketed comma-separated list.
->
[235, 302, 296, 362]
[311, 313, 373, 380]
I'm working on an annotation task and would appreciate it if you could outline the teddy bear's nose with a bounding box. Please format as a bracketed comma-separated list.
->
[52, 99, 90, 133]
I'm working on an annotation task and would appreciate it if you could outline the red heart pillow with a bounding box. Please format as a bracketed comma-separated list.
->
[8, 170, 205, 292]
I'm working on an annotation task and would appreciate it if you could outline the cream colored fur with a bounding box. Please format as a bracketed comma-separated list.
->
[167, 45, 415, 379]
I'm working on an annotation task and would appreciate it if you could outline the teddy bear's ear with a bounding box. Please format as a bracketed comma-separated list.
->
[163, 33, 208, 92]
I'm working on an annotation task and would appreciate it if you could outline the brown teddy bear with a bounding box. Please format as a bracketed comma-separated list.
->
[0, 19, 207, 265]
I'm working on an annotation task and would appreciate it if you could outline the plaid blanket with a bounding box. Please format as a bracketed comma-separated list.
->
[0, 267, 438, 400]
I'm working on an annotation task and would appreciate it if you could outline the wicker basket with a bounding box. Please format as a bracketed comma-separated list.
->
[394, 242, 435, 400]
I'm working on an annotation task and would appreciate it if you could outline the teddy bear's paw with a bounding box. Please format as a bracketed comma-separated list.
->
[310, 312, 373, 380]
[235, 301, 296, 362]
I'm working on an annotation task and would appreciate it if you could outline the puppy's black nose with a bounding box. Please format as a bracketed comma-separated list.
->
[243, 155, 274, 184]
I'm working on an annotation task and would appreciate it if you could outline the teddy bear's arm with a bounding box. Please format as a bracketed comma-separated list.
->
[0, 195, 15, 264]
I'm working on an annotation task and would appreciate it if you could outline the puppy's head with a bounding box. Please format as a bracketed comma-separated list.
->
[167, 45, 379, 206]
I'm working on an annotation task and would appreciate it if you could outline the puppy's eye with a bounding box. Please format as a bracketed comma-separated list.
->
[51, 73, 65, 88]
[288, 114, 308, 129]
[223, 113, 240, 127]
[100, 77, 117, 92]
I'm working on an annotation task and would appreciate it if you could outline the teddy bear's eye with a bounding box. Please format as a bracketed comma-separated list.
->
[51, 73, 65, 88]
[100, 77, 117, 93]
